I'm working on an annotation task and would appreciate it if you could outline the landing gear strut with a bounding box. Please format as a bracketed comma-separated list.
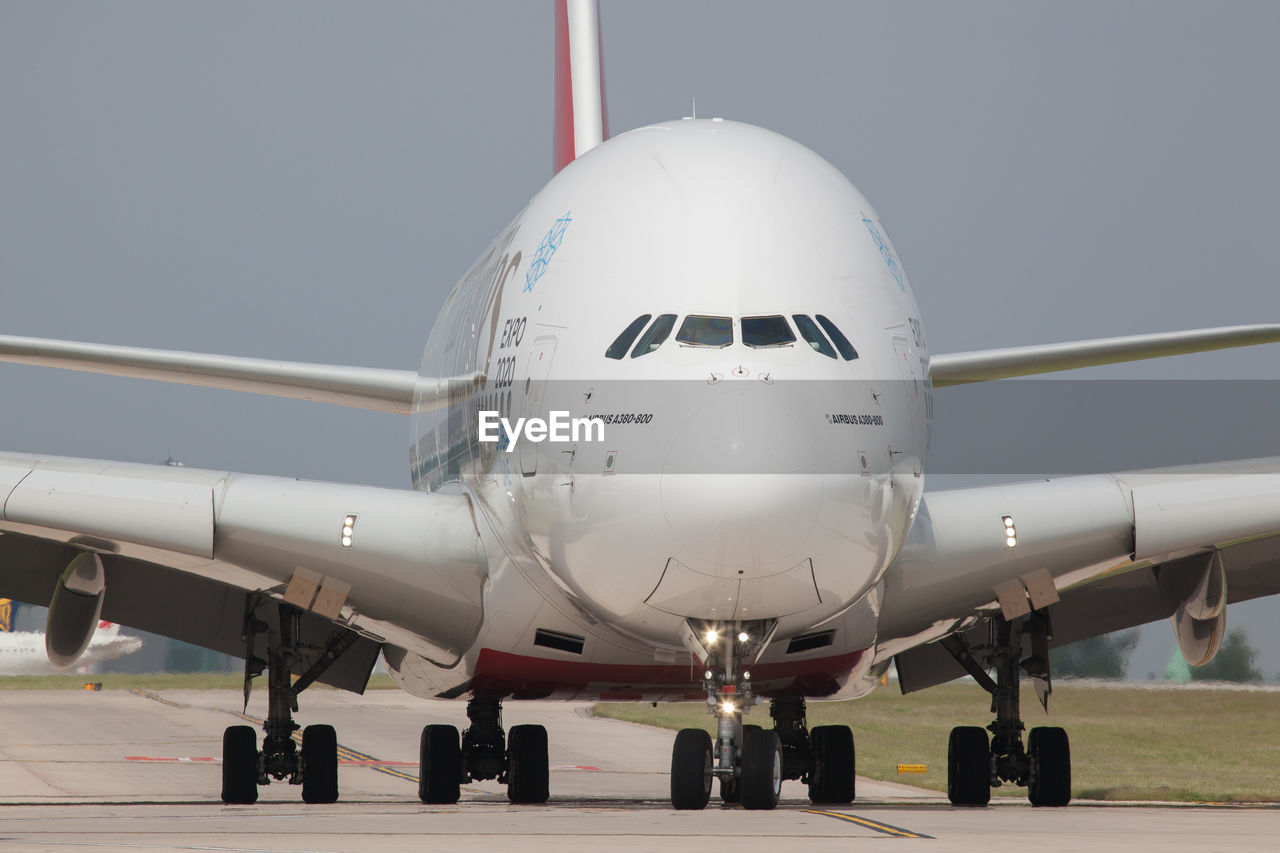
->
[418, 696, 549, 805]
[669, 620, 853, 810]
[221, 599, 348, 805]
[942, 611, 1071, 807]
[770, 697, 855, 804]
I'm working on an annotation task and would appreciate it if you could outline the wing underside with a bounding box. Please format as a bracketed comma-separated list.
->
[880, 458, 1280, 692]
[0, 452, 488, 688]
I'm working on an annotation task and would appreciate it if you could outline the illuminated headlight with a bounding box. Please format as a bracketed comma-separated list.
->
[742, 670, 751, 681]
[341, 514, 357, 549]
[704, 670, 714, 681]
[722, 701, 736, 714]
[1002, 515, 1016, 549]
[737, 631, 749, 643]
[705, 629, 719, 644]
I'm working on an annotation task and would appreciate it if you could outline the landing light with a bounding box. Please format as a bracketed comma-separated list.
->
[1002, 515, 1017, 549]
[742, 670, 751, 681]
[722, 701, 736, 714]
[705, 630, 719, 644]
[737, 631, 749, 643]
[704, 670, 714, 681]
[341, 514, 358, 549]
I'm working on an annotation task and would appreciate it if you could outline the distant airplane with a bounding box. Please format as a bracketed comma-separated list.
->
[2, 0, 1280, 812]
[0, 600, 142, 675]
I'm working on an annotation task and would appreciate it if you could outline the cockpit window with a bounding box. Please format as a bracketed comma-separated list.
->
[630, 313, 677, 358]
[815, 314, 858, 360]
[606, 315, 652, 359]
[792, 314, 837, 359]
[741, 315, 797, 348]
[676, 315, 733, 348]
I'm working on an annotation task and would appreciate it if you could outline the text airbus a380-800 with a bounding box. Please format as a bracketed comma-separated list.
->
[4, 0, 1280, 811]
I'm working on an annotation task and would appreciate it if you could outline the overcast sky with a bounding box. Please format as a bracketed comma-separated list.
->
[3, 1, 1280, 679]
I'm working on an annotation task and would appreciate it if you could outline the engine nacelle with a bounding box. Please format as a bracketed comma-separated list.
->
[45, 552, 105, 668]
[1171, 604, 1225, 667]
[1161, 550, 1227, 667]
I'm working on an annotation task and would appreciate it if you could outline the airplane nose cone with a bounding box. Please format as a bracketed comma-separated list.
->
[660, 387, 822, 569]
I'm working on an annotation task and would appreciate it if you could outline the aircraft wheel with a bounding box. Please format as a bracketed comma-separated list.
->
[671, 728, 712, 810]
[1028, 726, 1071, 807]
[419, 724, 461, 804]
[721, 724, 762, 803]
[506, 724, 549, 804]
[808, 724, 855, 804]
[301, 724, 339, 804]
[221, 725, 259, 805]
[740, 728, 782, 811]
[947, 726, 990, 806]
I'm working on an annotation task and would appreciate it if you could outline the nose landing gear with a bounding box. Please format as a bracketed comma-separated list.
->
[670, 620, 797, 810]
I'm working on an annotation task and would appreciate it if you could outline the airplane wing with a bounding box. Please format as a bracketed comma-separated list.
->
[928, 324, 1280, 386]
[879, 456, 1280, 692]
[0, 451, 488, 690]
[0, 334, 482, 413]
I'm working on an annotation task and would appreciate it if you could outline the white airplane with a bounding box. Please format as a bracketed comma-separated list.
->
[0, 615, 143, 676]
[2, 0, 1280, 810]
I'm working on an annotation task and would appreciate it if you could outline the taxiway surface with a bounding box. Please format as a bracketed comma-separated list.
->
[0, 688, 1275, 851]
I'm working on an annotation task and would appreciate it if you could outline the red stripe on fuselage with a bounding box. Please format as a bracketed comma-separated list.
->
[469, 647, 867, 701]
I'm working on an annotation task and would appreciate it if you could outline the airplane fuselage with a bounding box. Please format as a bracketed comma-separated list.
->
[392, 119, 929, 701]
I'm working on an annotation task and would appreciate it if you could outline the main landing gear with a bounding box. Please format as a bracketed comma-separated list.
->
[669, 620, 856, 810]
[222, 599, 355, 805]
[418, 696, 550, 805]
[942, 611, 1071, 807]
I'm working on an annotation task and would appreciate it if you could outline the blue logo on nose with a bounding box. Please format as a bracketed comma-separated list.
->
[861, 212, 905, 293]
[524, 212, 573, 292]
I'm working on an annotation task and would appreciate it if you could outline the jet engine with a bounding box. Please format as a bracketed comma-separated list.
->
[1162, 550, 1227, 667]
[45, 552, 106, 668]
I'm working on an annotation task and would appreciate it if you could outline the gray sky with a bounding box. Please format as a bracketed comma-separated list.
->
[3, 2, 1280, 679]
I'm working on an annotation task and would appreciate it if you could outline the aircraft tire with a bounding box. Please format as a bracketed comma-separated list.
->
[419, 724, 462, 804]
[721, 724, 762, 803]
[808, 724, 855, 804]
[947, 726, 990, 806]
[506, 724, 549, 804]
[740, 728, 782, 810]
[221, 725, 259, 805]
[670, 728, 713, 810]
[1028, 727, 1071, 807]
[301, 724, 339, 804]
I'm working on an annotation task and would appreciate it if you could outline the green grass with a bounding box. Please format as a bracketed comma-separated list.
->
[0, 672, 401, 691]
[596, 682, 1280, 803]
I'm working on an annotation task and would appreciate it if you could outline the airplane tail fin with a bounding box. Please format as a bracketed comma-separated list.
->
[554, 0, 609, 174]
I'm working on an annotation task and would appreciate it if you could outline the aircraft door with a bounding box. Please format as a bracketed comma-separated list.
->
[520, 335, 558, 476]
